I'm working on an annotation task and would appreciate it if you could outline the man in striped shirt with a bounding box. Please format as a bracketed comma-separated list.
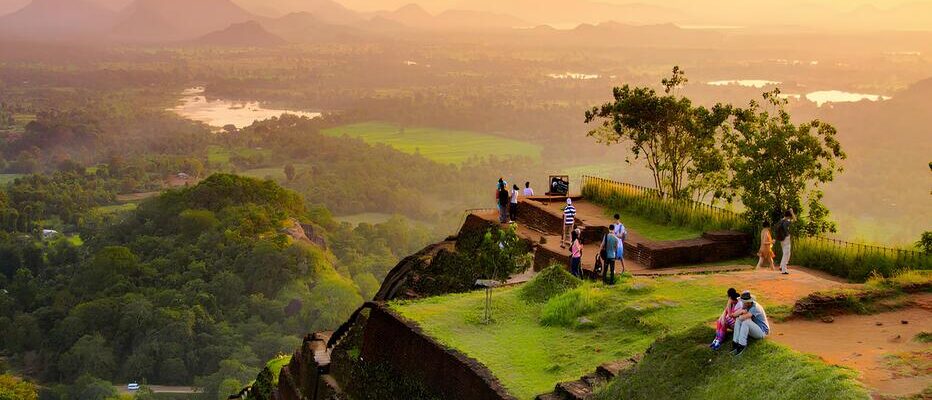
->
[561, 198, 577, 248]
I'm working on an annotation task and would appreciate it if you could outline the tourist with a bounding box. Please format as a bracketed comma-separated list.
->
[561, 198, 576, 248]
[569, 228, 583, 278]
[497, 183, 510, 223]
[509, 184, 520, 223]
[775, 208, 796, 275]
[523, 181, 535, 196]
[732, 291, 769, 356]
[757, 220, 776, 270]
[710, 288, 744, 350]
[612, 214, 628, 274]
[600, 226, 619, 284]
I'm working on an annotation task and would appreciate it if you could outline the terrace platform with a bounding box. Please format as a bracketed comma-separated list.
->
[463, 196, 753, 279]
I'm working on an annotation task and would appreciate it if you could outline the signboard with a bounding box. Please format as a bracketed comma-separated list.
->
[547, 175, 570, 196]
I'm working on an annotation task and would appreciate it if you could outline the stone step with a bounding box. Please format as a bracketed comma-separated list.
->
[554, 380, 594, 400]
[534, 392, 567, 400]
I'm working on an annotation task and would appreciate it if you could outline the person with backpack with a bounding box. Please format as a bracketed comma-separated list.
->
[612, 214, 628, 274]
[775, 208, 796, 275]
[599, 226, 619, 284]
[497, 181, 510, 223]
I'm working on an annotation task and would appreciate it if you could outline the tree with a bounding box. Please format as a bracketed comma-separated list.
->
[59, 334, 117, 381]
[284, 163, 295, 182]
[724, 90, 846, 233]
[0, 374, 38, 400]
[584, 66, 732, 199]
[474, 225, 531, 282]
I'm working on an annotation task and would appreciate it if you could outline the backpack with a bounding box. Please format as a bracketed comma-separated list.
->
[498, 188, 509, 205]
[775, 220, 789, 241]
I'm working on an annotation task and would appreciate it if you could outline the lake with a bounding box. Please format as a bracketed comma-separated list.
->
[170, 87, 322, 128]
[706, 79, 780, 88]
[804, 90, 892, 107]
[549, 72, 600, 80]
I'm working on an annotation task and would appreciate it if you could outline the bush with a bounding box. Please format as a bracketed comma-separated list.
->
[793, 237, 932, 282]
[540, 285, 604, 327]
[520, 265, 581, 303]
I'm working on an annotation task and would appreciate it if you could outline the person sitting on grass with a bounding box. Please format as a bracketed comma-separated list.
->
[710, 288, 744, 350]
[732, 291, 769, 356]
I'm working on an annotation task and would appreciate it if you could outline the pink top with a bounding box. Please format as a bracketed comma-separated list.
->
[570, 239, 582, 258]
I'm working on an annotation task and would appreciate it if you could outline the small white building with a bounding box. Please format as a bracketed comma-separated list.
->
[41, 229, 60, 239]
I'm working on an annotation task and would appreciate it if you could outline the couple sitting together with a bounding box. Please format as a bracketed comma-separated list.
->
[711, 288, 770, 356]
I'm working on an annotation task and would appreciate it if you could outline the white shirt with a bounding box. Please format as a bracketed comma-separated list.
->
[523, 188, 534, 196]
[510, 189, 519, 204]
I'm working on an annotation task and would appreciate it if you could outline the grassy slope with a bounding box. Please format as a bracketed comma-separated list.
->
[0, 174, 24, 185]
[391, 276, 732, 399]
[608, 208, 703, 241]
[593, 325, 869, 400]
[321, 122, 542, 165]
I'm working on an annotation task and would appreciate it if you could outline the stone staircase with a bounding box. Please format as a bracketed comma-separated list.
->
[535, 358, 638, 400]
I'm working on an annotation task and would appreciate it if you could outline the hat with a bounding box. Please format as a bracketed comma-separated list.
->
[566, 198, 573, 205]
[740, 291, 755, 303]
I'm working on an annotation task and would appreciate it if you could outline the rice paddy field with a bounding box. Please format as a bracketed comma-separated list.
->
[321, 122, 542, 165]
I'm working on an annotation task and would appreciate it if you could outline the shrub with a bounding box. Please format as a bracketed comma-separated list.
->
[540, 285, 604, 327]
[520, 265, 581, 303]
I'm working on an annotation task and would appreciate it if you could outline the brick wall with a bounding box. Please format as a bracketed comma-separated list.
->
[360, 304, 517, 400]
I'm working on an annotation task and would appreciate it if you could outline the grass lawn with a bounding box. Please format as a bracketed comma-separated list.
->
[592, 325, 869, 400]
[0, 174, 24, 185]
[321, 122, 542, 165]
[609, 208, 703, 241]
[266, 355, 291, 385]
[391, 275, 733, 399]
[207, 145, 230, 166]
[390, 273, 862, 399]
[241, 167, 286, 181]
[92, 203, 139, 215]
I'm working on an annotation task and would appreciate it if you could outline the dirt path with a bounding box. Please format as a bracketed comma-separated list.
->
[772, 306, 931, 398]
[114, 385, 199, 394]
[707, 266, 860, 305]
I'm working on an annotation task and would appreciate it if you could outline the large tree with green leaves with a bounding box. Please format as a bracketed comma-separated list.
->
[584, 67, 732, 199]
[723, 90, 846, 234]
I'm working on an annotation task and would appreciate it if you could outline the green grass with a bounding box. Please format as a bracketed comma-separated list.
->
[608, 208, 703, 241]
[321, 122, 542, 165]
[390, 275, 754, 399]
[592, 325, 869, 400]
[207, 145, 230, 166]
[0, 174, 24, 185]
[265, 355, 291, 385]
[241, 167, 286, 181]
[92, 203, 138, 215]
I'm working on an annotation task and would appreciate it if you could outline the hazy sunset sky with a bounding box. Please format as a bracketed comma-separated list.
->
[1, 0, 930, 30]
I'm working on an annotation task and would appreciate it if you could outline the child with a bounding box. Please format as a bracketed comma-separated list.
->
[757, 221, 775, 270]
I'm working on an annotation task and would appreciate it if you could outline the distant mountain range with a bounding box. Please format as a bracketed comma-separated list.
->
[0, 0, 531, 44]
[191, 20, 286, 46]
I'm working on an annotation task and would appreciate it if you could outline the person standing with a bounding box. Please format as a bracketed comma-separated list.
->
[757, 221, 776, 270]
[775, 208, 796, 275]
[561, 198, 576, 248]
[509, 184, 520, 223]
[612, 214, 628, 274]
[569, 229, 583, 278]
[523, 181, 535, 196]
[600, 226, 619, 284]
[497, 183, 510, 223]
[732, 291, 769, 356]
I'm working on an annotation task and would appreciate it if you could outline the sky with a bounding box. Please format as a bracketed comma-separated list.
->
[1, 0, 930, 31]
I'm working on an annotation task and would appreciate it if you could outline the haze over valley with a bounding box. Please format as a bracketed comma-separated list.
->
[0, 0, 930, 399]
